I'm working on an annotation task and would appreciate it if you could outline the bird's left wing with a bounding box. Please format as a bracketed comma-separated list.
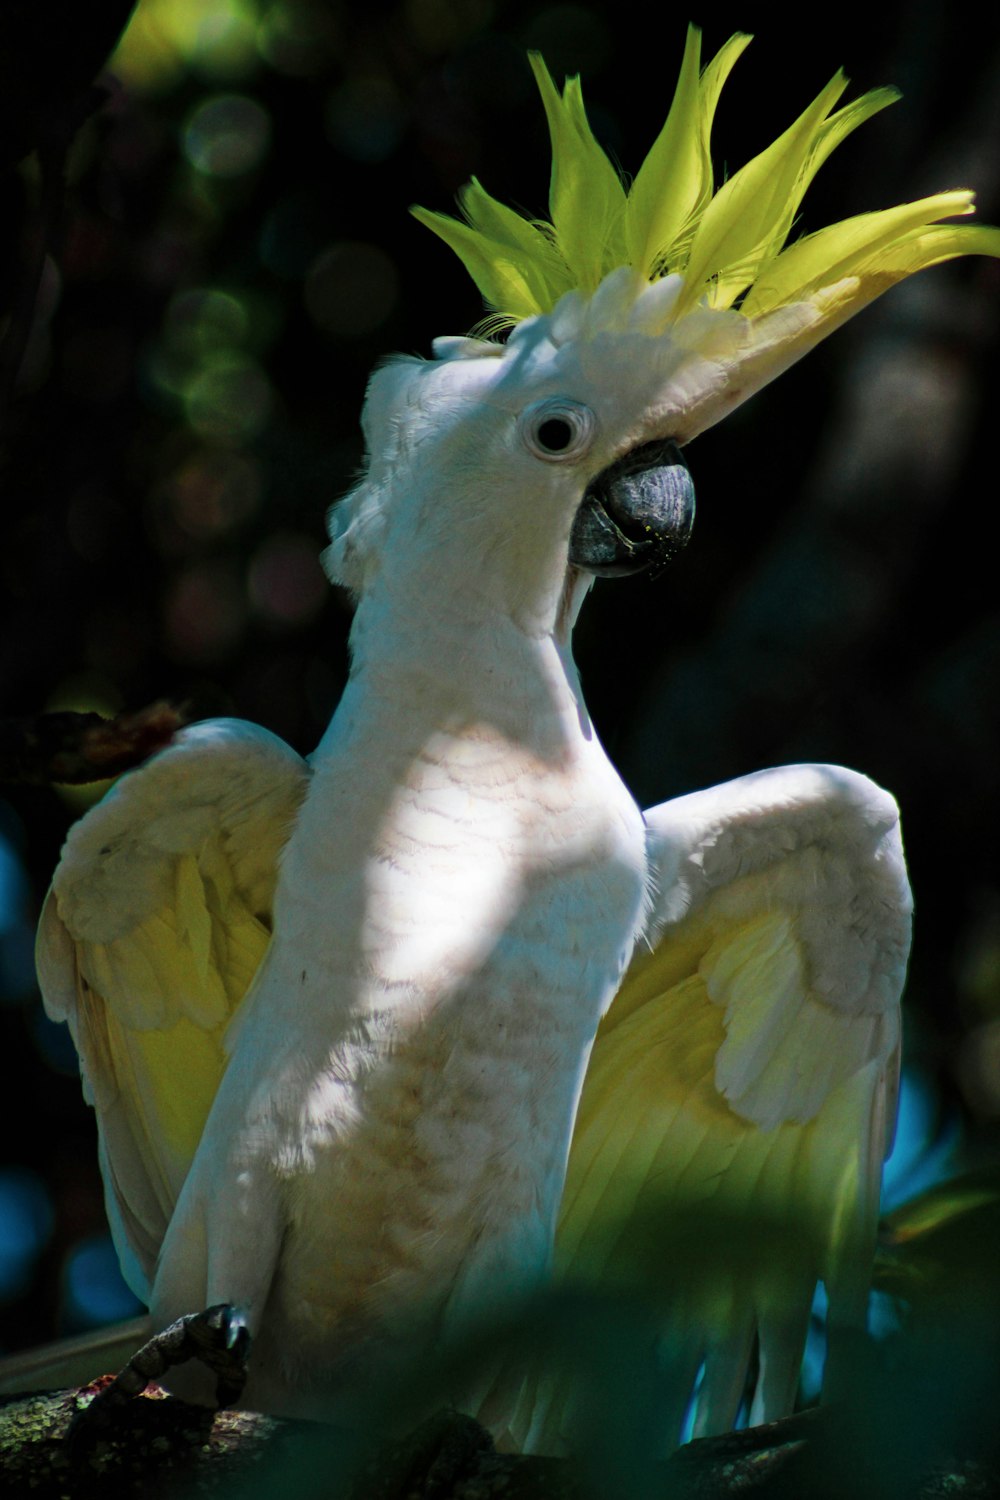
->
[36, 719, 309, 1302]
[526, 764, 910, 1452]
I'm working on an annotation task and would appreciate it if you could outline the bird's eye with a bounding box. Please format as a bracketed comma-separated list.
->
[518, 399, 596, 463]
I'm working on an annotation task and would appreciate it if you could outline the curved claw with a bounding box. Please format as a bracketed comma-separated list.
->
[70, 1303, 252, 1448]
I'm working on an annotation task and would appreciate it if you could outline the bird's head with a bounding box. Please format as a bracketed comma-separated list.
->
[327, 28, 999, 637]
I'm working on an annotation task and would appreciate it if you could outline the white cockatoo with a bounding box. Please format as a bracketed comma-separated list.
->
[34, 28, 1000, 1453]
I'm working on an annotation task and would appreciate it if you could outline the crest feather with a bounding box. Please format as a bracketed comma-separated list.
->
[412, 27, 1000, 334]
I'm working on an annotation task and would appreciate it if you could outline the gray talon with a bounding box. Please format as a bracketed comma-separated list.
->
[70, 1302, 251, 1447]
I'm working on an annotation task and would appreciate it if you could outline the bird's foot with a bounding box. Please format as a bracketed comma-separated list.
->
[71, 1303, 251, 1445]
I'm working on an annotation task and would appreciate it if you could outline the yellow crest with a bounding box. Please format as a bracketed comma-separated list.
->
[412, 27, 1000, 329]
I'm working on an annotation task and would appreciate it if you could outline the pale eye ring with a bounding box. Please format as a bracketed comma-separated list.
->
[518, 398, 596, 462]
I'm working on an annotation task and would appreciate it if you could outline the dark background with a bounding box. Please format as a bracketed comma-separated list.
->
[1, 0, 998, 1362]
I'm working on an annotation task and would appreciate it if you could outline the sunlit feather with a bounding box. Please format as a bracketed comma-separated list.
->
[413, 29, 1000, 336]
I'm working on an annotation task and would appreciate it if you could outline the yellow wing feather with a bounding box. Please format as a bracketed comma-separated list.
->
[37, 719, 308, 1299]
[525, 764, 911, 1452]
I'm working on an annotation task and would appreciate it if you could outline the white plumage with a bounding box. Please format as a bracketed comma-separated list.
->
[38, 29, 992, 1449]
[37, 295, 910, 1444]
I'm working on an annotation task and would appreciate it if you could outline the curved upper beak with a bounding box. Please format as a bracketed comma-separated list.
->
[569, 439, 695, 578]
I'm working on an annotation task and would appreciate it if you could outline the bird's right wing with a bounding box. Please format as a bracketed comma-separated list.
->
[36, 719, 309, 1302]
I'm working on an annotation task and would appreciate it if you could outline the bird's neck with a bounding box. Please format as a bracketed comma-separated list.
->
[316, 566, 595, 768]
[283, 564, 638, 1024]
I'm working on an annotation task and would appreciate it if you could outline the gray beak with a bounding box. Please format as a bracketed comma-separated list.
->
[569, 439, 695, 578]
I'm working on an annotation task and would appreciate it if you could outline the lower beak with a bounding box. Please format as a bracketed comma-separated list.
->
[569, 439, 695, 579]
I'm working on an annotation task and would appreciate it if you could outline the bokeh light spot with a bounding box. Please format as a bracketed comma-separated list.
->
[44, 677, 124, 812]
[45, 678, 123, 719]
[184, 353, 273, 441]
[248, 534, 327, 626]
[0, 1170, 54, 1302]
[62, 1235, 144, 1330]
[0, 817, 34, 1000]
[0, 922, 38, 1005]
[881, 1067, 958, 1212]
[147, 287, 280, 438]
[164, 562, 247, 662]
[184, 94, 271, 178]
[170, 449, 263, 539]
[257, 0, 340, 75]
[0, 826, 29, 937]
[304, 242, 399, 339]
[166, 288, 250, 357]
[113, 0, 261, 93]
[956, 1019, 1000, 1119]
[32, 1009, 83, 1078]
[800, 1281, 828, 1404]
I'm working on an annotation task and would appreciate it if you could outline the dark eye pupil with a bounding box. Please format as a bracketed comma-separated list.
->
[536, 417, 573, 452]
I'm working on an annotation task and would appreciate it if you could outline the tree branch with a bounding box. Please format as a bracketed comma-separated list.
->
[0, 701, 185, 785]
[0, 1386, 995, 1500]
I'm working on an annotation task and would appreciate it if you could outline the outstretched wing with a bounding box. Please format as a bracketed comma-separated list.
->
[529, 763, 910, 1452]
[36, 719, 309, 1302]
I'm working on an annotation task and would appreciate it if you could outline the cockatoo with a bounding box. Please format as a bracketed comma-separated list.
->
[35, 28, 1000, 1454]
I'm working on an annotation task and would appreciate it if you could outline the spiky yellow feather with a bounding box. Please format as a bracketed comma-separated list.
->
[412, 26, 1000, 330]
